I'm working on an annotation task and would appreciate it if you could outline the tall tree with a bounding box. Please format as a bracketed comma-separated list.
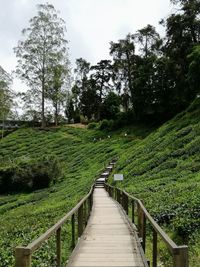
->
[100, 92, 120, 120]
[90, 60, 112, 100]
[110, 34, 136, 111]
[90, 60, 112, 118]
[48, 64, 70, 126]
[14, 3, 69, 128]
[133, 24, 162, 57]
[162, 0, 200, 112]
[0, 67, 13, 138]
[79, 78, 100, 120]
[131, 25, 162, 118]
[188, 45, 200, 96]
[73, 58, 90, 107]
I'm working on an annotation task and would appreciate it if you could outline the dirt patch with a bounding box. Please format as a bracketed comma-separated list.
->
[67, 123, 87, 129]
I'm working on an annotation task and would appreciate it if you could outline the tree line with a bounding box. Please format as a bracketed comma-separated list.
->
[71, 0, 200, 125]
[0, 0, 199, 129]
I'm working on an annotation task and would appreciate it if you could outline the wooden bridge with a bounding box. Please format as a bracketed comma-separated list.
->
[15, 162, 189, 267]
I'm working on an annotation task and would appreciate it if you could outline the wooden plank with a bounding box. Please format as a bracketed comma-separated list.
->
[67, 188, 146, 267]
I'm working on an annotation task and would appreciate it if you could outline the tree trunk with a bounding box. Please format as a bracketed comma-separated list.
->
[1, 110, 6, 139]
[55, 102, 58, 127]
[41, 78, 46, 128]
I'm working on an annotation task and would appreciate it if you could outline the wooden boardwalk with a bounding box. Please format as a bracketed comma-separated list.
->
[67, 187, 147, 267]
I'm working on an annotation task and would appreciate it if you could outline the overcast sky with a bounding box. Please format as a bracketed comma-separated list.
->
[0, 0, 173, 92]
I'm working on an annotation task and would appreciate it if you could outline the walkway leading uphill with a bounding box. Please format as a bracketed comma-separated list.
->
[15, 161, 188, 267]
[67, 187, 147, 267]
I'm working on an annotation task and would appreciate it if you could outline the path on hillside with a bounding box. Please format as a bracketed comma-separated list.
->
[67, 187, 146, 267]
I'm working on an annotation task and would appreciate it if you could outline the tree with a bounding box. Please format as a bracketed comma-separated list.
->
[65, 91, 75, 122]
[91, 60, 112, 100]
[100, 92, 120, 120]
[14, 3, 69, 128]
[0, 67, 13, 138]
[73, 58, 90, 108]
[48, 64, 70, 126]
[110, 34, 135, 93]
[79, 78, 100, 120]
[188, 45, 200, 96]
[162, 0, 200, 112]
[110, 34, 136, 111]
[90, 60, 112, 119]
[133, 24, 162, 57]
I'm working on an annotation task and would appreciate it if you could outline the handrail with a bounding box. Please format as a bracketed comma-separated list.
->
[14, 160, 116, 267]
[105, 184, 189, 267]
[28, 185, 94, 253]
[15, 184, 95, 267]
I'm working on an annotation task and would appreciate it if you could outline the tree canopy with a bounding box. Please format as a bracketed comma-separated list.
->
[13, 0, 200, 127]
[14, 3, 70, 127]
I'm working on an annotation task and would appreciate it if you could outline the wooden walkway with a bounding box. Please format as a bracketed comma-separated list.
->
[67, 187, 147, 267]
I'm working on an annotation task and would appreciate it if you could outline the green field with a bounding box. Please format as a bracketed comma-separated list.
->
[0, 98, 199, 266]
[0, 125, 150, 266]
[110, 98, 200, 266]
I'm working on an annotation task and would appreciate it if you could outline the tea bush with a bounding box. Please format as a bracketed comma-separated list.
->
[0, 155, 62, 193]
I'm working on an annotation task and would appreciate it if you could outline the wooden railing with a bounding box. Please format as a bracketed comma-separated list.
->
[15, 184, 95, 267]
[105, 184, 189, 267]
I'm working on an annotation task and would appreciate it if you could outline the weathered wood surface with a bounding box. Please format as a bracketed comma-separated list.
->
[67, 188, 146, 267]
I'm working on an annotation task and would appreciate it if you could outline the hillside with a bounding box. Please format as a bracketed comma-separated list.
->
[111, 98, 200, 265]
[0, 98, 199, 266]
[0, 125, 150, 266]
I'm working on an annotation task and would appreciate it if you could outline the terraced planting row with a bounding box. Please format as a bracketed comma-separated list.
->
[111, 99, 200, 266]
[0, 126, 143, 266]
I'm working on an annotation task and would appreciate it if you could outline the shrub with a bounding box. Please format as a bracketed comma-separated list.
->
[80, 115, 88, 125]
[0, 155, 62, 193]
[88, 122, 99, 129]
[99, 119, 114, 131]
[112, 111, 136, 129]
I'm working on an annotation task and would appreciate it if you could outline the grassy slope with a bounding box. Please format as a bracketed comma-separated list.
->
[0, 125, 151, 267]
[111, 98, 200, 265]
[0, 98, 199, 266]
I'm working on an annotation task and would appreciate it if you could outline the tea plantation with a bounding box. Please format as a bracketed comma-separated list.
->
[111, 98, 200, 266]
[0, 98, 199, 266]
[0, 125, 150, 266]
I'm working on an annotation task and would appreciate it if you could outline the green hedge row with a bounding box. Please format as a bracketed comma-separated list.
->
[0, 155, 62, 193]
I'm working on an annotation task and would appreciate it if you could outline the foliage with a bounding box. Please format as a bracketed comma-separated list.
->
[87, 122, 99, 129]
[1, 124, 150, 266]
[99, 119, 114, 131]
[69, 0, 199, 124]
[14, 3, 70, 128]
[0, 155, 61, 193]
[109, 98, 200, 264]
[100, 92, 120, 120]
[188, 45, 200, 95]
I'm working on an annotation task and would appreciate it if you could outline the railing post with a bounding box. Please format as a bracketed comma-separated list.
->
[138, 202, 146, 252]
[173, 246, 189, 267]
[142, 212, 146, 252]
[71, 214, 75, 249]
[56, 227, 61, 267]
[87, 197, 91, 220]
[123, 193, 129, 214]
[89, 193, 93, 212]
[84, 201, 87, 226]
[152, 228, 157, 267]
[78, 204, 84, 237]
[132, 200, 135, 223]
[137, 202, 141, 235]
[116, 189, 119, 202]
[118, 190, 121, 204]
[114, 188, 117, 200]
[110, 187, 113, 198]
[15, 247, 31, 267]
